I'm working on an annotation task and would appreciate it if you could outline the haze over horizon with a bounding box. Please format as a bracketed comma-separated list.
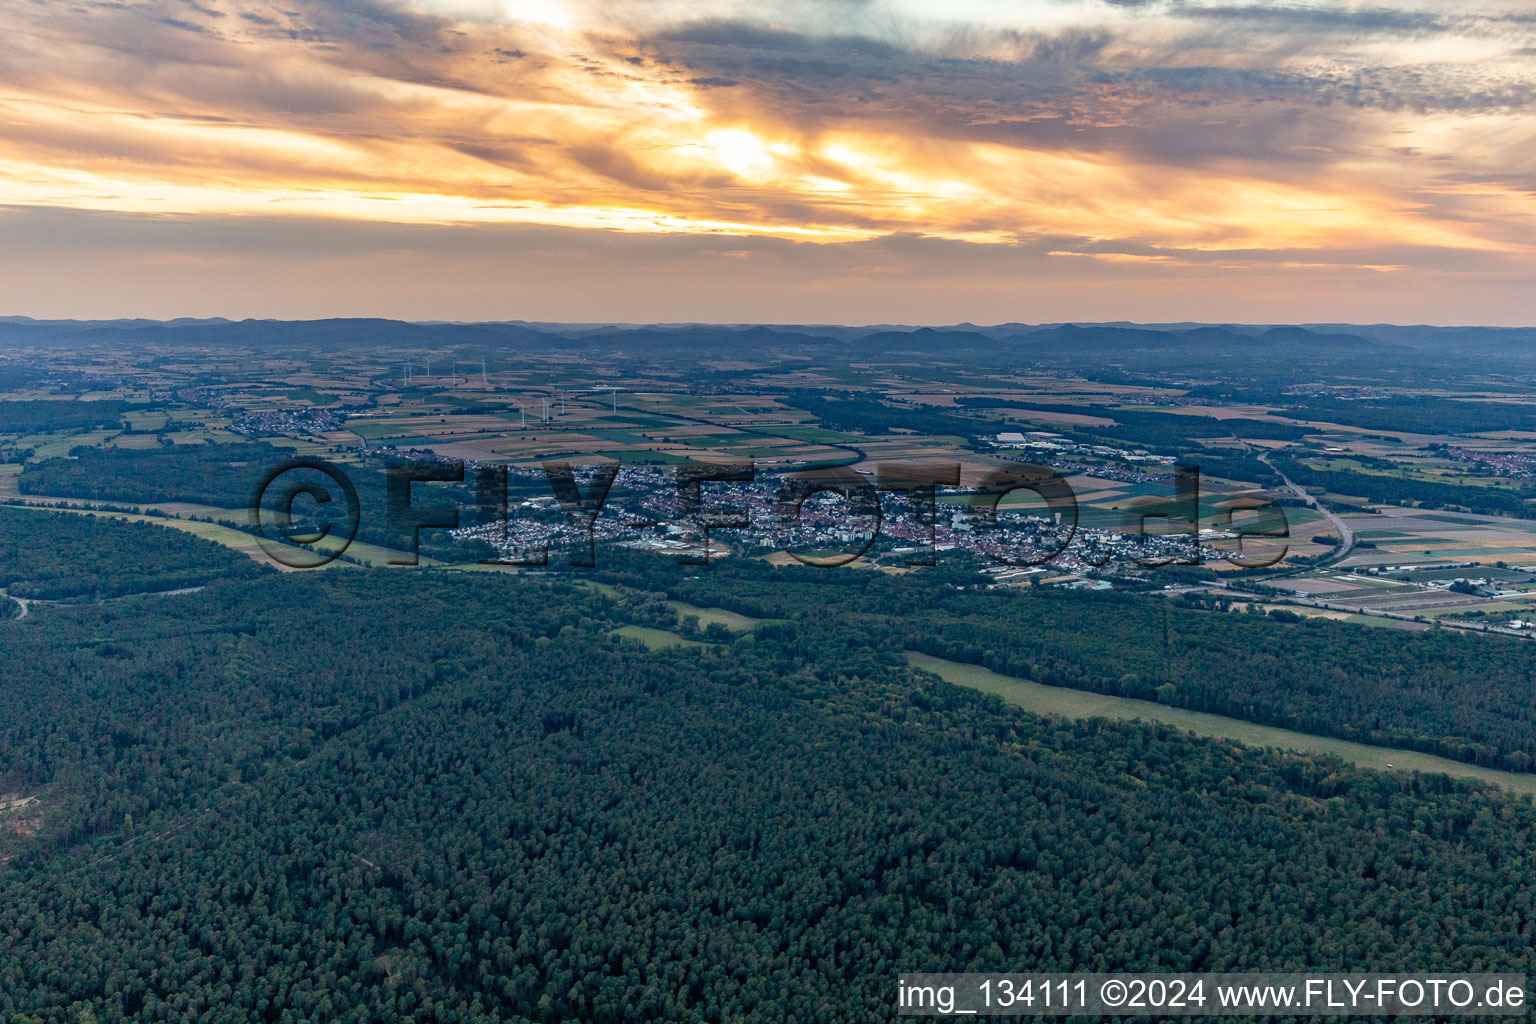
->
[1, 0, 1533, 324]
[3, 314, 1532, 332]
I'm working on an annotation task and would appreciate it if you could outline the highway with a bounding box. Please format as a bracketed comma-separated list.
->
[1212, 450, 1531, 638]
[1256, 451, 1356, 567]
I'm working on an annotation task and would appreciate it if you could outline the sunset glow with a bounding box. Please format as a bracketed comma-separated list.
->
[0, 0, 1532, 321]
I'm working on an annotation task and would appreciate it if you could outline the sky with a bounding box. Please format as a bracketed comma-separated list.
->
[0, 0, 1533, 324]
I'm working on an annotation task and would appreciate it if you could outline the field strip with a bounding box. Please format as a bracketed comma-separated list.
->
[668, 601, 760, 630]
[3, 503, 430, 569]
[906, 651, 1536, 796]
[4, 505, 322, 570]
[613, 625, 705, 650]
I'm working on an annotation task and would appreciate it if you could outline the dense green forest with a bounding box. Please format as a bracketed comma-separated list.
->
[1277, 457, 1534, 516]
[781, 392, 1306, 461]
[1284, 396, 1536, 435]
[18, 443, 482, 560]
[590, 550, 1536, 770]
[20, 442, 302, 508]
[0, 572, 639, 864]
[2, 569, 1536, 1021]
[954, 399, 1308, 449]
[1181, 449, 1275, 485]
[783, 391, 992, 441]
[0, 400, 138, 434]
[0, 506, 268, 599]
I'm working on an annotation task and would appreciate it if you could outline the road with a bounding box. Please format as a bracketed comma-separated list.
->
[1254, 451, 1356, 569]
[1192, 577, 1530, 639]
[1211, 450, 1531, 638]
[0, 588, 27, 620]
[1273, 592, 1531, 638]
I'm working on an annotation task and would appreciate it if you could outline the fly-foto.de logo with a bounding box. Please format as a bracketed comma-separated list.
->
[248, 458, 1289, 571]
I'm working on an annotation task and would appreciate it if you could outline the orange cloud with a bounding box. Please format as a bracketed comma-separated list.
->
[0, 0, 1532, 315]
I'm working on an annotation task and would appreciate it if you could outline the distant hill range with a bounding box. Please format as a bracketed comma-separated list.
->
[1, 316, 1532, 367]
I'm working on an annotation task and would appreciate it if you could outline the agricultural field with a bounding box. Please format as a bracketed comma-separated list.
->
[5, 322, 1536, 628]
[906, 652, 1536, 795]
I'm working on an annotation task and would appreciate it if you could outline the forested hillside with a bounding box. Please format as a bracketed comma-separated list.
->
[0, 400, 137, 434]
[1277, 457, 1534, 517]
[20, 442, 304, 508]
[0, 506, 268, 599]
[0, 572, 629, 862]
[591, 551, 1536, 770]
[17, 444, 480, 559]
[1, 570, 1535, 1021]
